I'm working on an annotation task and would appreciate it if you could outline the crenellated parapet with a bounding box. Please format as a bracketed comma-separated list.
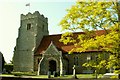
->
[21, 11, 48, 22]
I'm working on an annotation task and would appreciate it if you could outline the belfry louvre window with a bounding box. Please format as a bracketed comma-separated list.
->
[27, 23, 31, 30]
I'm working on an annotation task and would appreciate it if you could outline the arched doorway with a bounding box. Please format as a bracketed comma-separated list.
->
[49, 60, 56, 74]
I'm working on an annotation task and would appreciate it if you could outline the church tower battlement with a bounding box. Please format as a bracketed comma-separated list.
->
[21, 11, 48, 22]
[13, 11, 49, 72]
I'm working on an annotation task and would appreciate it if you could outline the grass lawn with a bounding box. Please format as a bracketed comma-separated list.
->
[77, 74, 96, 78]
[0, 73, 97, 78]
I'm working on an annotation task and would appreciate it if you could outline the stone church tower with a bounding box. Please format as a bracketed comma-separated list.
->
[13, 11, 49, 72]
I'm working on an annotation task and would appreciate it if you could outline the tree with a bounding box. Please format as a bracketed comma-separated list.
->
[59, 1, 120, 75]
[0, 52, 5, 72]
[82, 53, 107, 78]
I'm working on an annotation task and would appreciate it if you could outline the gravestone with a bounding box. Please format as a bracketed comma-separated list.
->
[2, 68, 6, 74]
[72, 65, 78, 79]
[53, 71, 57, 77]
[48, 71, 51, 78]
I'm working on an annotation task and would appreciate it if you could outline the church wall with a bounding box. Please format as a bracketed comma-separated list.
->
[14, 51, 34, 71]
[64, 54, 82, 74]
[34, 51, 108, 74]
[35, 16, 49, 49]
[64, 52, 108, 74]
[62, 59, 68, 74]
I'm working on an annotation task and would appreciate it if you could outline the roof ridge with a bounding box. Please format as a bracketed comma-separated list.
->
[45, 30, 105, 37]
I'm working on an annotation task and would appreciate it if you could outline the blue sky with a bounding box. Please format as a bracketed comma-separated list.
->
[0, 0, 76, 63]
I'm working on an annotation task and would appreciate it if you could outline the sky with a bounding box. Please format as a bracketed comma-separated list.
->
[0, 0, 76, 63]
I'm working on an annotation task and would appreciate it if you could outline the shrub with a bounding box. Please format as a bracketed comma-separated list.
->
[110, 75, 118, 78]
[4, 64, 13, 73]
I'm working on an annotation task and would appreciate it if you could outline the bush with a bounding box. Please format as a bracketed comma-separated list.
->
[4, 64, 13, 73]
[114, 70, 120, 74]
[110, 75, 118, 78]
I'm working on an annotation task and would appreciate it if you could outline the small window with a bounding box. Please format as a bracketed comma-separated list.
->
[27, 23, 31, 30]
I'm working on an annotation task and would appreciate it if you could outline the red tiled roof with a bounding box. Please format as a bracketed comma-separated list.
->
[35, 30, 106, 55]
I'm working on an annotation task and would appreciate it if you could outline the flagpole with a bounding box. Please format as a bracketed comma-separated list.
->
[26, 3, 30, 12]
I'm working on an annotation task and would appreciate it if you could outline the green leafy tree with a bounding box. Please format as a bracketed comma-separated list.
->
[59, 1, 120, 75]
[0, 52, 5, 71]
[82, 53, 107, 78]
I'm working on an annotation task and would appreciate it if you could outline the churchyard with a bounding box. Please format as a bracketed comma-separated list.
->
[1, 73, 95, 78]
[0, 75, 119, 80]
[0, 1, 120, 80]
[0, 72, 119, 80]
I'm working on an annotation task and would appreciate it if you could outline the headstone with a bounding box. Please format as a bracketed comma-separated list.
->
[73, 65, 75, 76]
[72, 65, 78, 79]
[2, 68, 6, 74]
[53, 71, 57, 77]
[47, 71, 51, 78]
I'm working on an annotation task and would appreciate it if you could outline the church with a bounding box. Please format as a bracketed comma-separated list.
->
[13, 11, 107, 75]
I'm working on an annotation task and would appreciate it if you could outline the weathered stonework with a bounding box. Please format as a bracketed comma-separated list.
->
[13, 11, 109, 75]
[38, 42, 62, 75]
[13, 11, 49, 72]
